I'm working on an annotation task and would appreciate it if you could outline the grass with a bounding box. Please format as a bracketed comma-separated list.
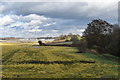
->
[1, 43, 119, 78]
[46, 41, 72, 46]
[81, 53, 119, 65]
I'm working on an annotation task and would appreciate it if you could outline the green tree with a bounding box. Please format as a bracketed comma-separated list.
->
[83, 19, 113, 52]
[71, 35, 87, 53]
[106, 24, 120, 56]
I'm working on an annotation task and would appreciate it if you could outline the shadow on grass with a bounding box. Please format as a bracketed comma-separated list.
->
[16, 60, 95, 64]
[32, 45, 40, 46]
[32, 44, 72, 47]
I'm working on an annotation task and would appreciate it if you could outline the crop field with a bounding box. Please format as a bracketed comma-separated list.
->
[0, 43, 119, 78]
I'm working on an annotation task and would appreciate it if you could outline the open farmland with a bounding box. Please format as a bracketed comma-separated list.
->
[1, 43, 119, 78]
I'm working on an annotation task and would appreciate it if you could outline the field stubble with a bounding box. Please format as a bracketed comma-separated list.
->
[1, 43, 119, 78]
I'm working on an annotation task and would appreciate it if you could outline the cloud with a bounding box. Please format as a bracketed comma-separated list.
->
[1, 0, 119, 2]
[52, 30, 59, 32]
[43, 22, 56, 27]
[0, 13, 86, 37]
[21, 14, 48, 22]
[0, 15, 14, 26]
[43, 23, 52, 27]
[77, 29, 85, 32]
[1, 2, 118, 21]
[0, 1, 118, 37]
[0, 14, 50, 29]
[0, 14, 54, 37]
[28, 29, 42, 32]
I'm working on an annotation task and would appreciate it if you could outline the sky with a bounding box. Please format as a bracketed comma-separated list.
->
[0, 0, 119, 38]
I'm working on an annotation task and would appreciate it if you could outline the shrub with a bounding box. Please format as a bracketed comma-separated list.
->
[65, 39, 70, 42]
[71, 35, 87, 53]
[38, 41, 42, 46]
[86, 49, 98, 54]
[77, 39, 87, 53]
[71, 35, 80, 47]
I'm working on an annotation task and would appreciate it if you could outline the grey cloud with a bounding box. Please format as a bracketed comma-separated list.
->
[1, 2, 118, 22]
[0, 2, 118, 37]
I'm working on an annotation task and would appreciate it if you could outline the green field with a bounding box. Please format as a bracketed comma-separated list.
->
[1, 43, 119, 78]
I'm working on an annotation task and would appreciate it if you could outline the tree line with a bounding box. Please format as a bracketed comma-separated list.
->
[45, 19, 119, 57]
[72, 19, 119, 57]
[54, 33, 81, 42]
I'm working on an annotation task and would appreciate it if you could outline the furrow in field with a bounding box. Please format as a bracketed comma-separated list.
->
[2, 45, 119, 78]
[41, 47, 63, 61]
[11, 47, 47, 63]
[51, 47, 94, 62]
[40, 47, 66, 72]
[3, 49, 21, 64]
[58, 52, 94, 61]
